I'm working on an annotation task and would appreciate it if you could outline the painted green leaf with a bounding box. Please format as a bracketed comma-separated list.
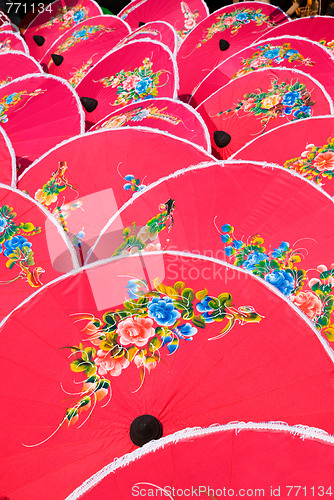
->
[192, 315, 206, 329]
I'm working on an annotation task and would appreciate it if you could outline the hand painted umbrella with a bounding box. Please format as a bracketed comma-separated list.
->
[0, 30, 29, 54]
[0, 51, 43, 88]
[1, 251, 334, 499]
[69, 423, 334, 499]
[75, 39, 178, 128]
[41, 16, 131, 86]
[17, 127, 215, 263]
[23, 0, 103, 61]
[116, 21, 178, 56]
[89, 160, 334, 343]
[190, 36, 334, 107]
[254, 16, 334, 57]
[196, 67, 333, 160]
[231, 115, 334, 196]
[89, 98, 211, 151]
[176, 2, 289, 100]
[0, 73, 85, 172]
[0, 183, 78, 321]
[117, 0, 209, 45]
[0, 125, 16, 186]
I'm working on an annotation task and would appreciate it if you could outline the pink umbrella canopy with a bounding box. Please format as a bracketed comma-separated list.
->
[18, 127, 215, 263]
[116, 21, 178, 56]
[0, 183, 78, 321]
[41, 16, 131, 86]
[1, 251, 334, 499]
[23, 0, 103, 61]
[176, 2, 289, 100]
[254, 16, 334, 57]
[0, 10, 11, 26]
[75, 39, 178, 128]
[190, 36, 334, 107]
[0, 31, 29, 54]
[89, 98, 211, 151]
[70, 423, 334, 499]
[196, 67, 333, 160]
[0, 23, 19, 33]
[0, 125, 15, 186]
[118, 0, 209, 45]
[0, 51, 43, 88]
[231, 116, 334, 197]
[89, 160, 334, 343]
[0, 73, 85, 172]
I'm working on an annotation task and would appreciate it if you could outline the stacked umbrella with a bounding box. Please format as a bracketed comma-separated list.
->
[1, 1, 334, 498]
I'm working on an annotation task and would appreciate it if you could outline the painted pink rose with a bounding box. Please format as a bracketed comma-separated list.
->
[122, 75, 141, 91]
[134, 354, 157, 372]
[242, 97, 256, 112]
[313, 151, 334, 171]
[261, 94, 281, 110]
[117, 316, 155, 347]
[223, 17, 235, 26]
[95, 351, 130, 376]
[290, 292, 322, 320]
[185, 18, 196, 30]
[250, 56, 268, 69]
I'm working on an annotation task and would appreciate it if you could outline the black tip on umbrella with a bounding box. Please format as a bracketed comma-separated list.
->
[139, 21, 145, 27]
[130, 415, 163, 447]
[33, 35, 45, 46]
[214, 130, 231, 148]
[219, 39, 230, 51]
[80, 97, 98, 113]
[51, 53, 64, 66]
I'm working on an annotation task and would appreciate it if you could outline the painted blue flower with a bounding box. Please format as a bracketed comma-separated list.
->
[5, 93, 16, 104]
[196, 296, 215, 323]
[283, 107, 294, 115]
[282, 91, 300, 107]
[224, 246, 234, 257]
[236, 12, 249, 21]
[263, 49, 280, 59]
[293, 105, 311, 118]
[131, 109, 150, 122]
[271, 241, 289, 258]
[232, 239, 243, 249]
[264, 269, 295, 295]
[143, 94, 154, 100]
[126, 279, 140, 299]
[74, 29, 88, 39]
[3, 236, 32, 257]
[174, 323, 198, 341]
[135, 77, 152, 95]
[284, 49, 298, 58]
[73, 9, 85, 23]
[0, 216, 7, 234]
[243, 251, 269, 270]
[147, 297, 181, 326]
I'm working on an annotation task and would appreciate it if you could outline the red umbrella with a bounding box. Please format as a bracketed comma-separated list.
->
[190, 36, 334, 107]
[69, 423, 334, 499]
[0, 73, 85, 172]
[116, 20, 178, 56]
[0, 10, 11, 26]
[18, 127, 214, 262]
[0, 51, 43, 88]
[196, 67, 333, 160]
[41, 15, 131, 85]
[0, 30, 29, 54]
[75, 39, 178, 128]
[0, 23, 19, 33]
[89, 97, 211, 151]
[23, 0, 103, 61]
[118, 0, 209, 45]
[176, 2, 289, 100]
[0, 125, 15, 186]
[1, 251, 334, 499]
[89, 160, 334, 343]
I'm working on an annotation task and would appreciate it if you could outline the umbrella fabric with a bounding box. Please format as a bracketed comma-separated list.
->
[89, 160, 334, 343]
[89, 97, 211, 151]
[176, 2, 289, 100]
[117, 0, 209, 45]
[254, 16, 334, 57]
[18, 127, 215, 262]
[0, 183, 78, 320]
[116, 21, 178, 56]
[231, 116, 334, 197]
[0, 23, 19, 33]
[23, 0, 103, 62]
[1, 251, 334, 499]
[75, 39, 178, 128]
[0, 73, 85, 172]
[196, 67, 333, 160]
[69, 423, 334, 499]
[0, 125, 15, 186]
[0, 31, 29, 54]
[0, 10, 11, 26]
[0, 51, 43, 88]
[190, 36, 334, 108]
[41, 15, 131, 86]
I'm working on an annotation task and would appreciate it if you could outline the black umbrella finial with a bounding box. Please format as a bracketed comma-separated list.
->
[51, 54, 64, 66]
[130, 415, 163, 447]
[214, 130, 231, 148]
[219, 39, 230, 51]
[33, 35, 45, 46]
[80, 97, 98, 113]
[139, 21, 145, 27]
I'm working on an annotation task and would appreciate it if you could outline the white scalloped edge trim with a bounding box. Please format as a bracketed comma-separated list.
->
[0, 124, 17, 187]
[0, 30, 30, 55]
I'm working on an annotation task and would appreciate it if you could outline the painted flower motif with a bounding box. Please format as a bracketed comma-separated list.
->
[261, 94, 281, 109]
[271, 241, 289, 258]
[117, 316, 155, 347]
[282, 91, 300, 107]
[243, 251, 269, 270]
[122, 75, 141, 91]
[284, 49, 298, 58]
[94, 351, 130, 376]
[73, 9, 85, 22]
[145, 242, 162, 252]
[293, 105, 310, 118]
[34, 188, 58, 206]
[137, 225, 157, 242]
[135, 77, 153, 94]
[265, 269, 295, 295]
[133, 353, 157, 372]
[123, 174, 144, 192]
[5, 93, 16, 104]
[174, 323, 198, 340]
[147, 297, 181, 326]
[107, 115, 127, 128]
[131, 109, 150, 122]
[313, 151, 334, 171]
[196, 296, 215, 323]
[290, 291, 323, 320]
[3, 235, 32, 257]
[0, 216, 7, 234]
[185, 17, 196, 30]
[263, 48, 280, 59]
[242, 97, 256, 112]
[236, 12, 249, 21]
[126, 279, 140, 299]
[250, 56, 268, 68]
[223, 17, 235, 25]
[74, 29, 88, 39]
